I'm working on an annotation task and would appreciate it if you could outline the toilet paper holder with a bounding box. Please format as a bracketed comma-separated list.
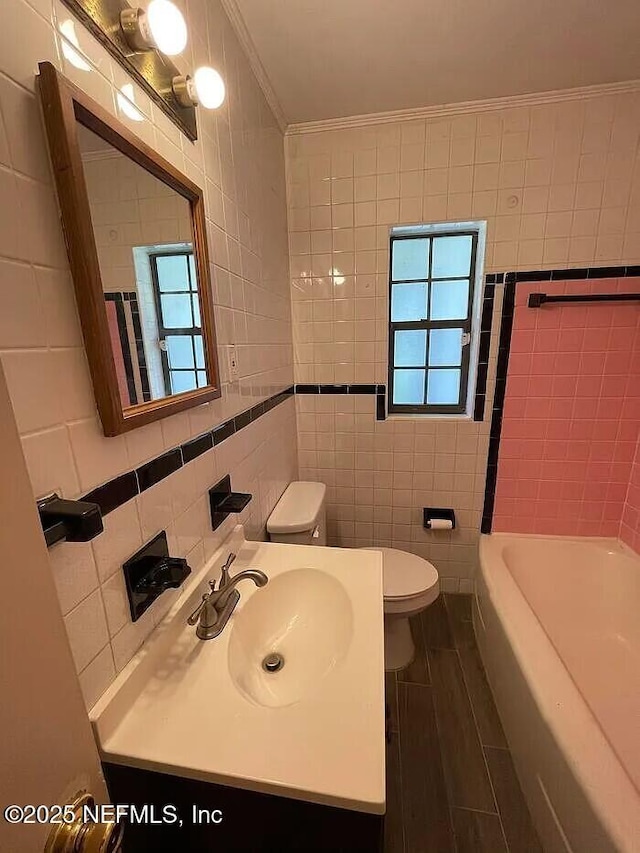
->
[423, 508, 456, 530]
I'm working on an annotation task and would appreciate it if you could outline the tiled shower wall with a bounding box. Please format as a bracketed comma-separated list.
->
[286, 90, 640, 586]
[492, 277, 640, 538]
[0, 0, 295, 707]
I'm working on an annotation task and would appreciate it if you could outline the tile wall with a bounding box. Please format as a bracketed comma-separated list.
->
[0, 0, 295, 706]
[621, 433, 640, 552]
[492, 277, 640, 537]
[286, 90, 640, 585]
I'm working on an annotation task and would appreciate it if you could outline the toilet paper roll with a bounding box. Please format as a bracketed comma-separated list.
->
[428, 518, 453, 530]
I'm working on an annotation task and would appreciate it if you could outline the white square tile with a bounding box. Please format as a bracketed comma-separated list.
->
[92, 500, 143, 582]
[0, 76, 51, 182]
[0, 258, 45, 347]
[63, 589, 109, 672]
[0, 0, 59, 91]
[49, 540, 99, 615]
[36, 266, 82, 348]
[101, 570, 131, 637]
[21, 426, 80, 498]
[78, 644, 116, 710]
[110, 606, 155, 672]
[0, 167, 29, 262]
[68, 418, 129, 492]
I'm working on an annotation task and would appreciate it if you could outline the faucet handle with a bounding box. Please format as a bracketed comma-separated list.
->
[187, 592, 210, 626]
[186, 578, 218, 626]
[219, 552, 236, 588]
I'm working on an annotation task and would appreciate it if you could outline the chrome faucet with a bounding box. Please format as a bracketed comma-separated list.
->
[187, 552, 268, 640]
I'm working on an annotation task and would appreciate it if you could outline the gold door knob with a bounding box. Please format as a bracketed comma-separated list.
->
[45, 792, 124, 853]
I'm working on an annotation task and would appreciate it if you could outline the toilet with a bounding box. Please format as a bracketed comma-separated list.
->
[267, 481, 440, 671]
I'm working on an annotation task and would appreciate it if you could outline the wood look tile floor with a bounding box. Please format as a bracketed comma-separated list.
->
[384, 594, 542, 853]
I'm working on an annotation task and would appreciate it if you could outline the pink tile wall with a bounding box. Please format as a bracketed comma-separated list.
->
[621, 434, 640, 552]
[493, 277, 640, 538]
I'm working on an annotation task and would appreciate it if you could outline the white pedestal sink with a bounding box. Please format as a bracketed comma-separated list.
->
[90, 525, 385, 815]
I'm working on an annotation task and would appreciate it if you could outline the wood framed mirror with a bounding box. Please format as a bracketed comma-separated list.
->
[37, 61, 221, 437]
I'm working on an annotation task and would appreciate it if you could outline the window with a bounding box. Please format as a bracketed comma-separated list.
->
[388, 223, 484, 415]
[150, 250, 206, 396]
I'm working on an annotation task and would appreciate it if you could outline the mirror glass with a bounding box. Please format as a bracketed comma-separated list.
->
[77, 122, 209, 408]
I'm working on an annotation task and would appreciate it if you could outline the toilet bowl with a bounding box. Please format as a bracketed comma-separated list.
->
[366, 547, 439, 670]
[267, 481, 440, 671]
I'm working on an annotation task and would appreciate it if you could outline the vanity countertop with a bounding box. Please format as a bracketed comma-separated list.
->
[90, 527, 385, 814]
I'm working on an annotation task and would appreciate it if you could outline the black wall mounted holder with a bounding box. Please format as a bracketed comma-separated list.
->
[123, 531, 191, 622]
[37, 493, 103, 547]
[209, 475, 252, 531]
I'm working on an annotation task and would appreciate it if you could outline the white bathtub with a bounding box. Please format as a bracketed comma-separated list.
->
[476, 534, 640, 853]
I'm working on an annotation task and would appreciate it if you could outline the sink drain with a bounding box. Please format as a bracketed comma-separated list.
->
[262, 652, 285, 673]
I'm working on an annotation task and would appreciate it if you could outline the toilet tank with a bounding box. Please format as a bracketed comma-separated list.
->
[267, 482, 327, 546]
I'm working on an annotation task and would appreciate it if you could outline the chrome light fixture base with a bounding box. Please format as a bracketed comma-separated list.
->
[119, 6, 152, 53]
[172, 74, 196, 108]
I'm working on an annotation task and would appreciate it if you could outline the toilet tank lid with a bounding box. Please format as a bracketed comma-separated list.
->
[267, 481, 326, 534]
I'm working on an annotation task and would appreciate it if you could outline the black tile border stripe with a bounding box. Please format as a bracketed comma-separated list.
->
[481, 276, 516, 534]
[137, 448, 183, 493]
[509, 264, 640, 282]
[473, 274, 497, 422]
[79, 386, 295, 518]
[294, 384, 385, 395]
[212, 419, 235, 445]
[181, 432, 213, 464]
[294, 382, 387, 418]
[128, 292, 151, 404]
[83, 471, 139, 517]
[480, 263, 640, 533]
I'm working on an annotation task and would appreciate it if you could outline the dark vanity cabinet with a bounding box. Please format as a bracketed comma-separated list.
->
[104, 762, 384, 852]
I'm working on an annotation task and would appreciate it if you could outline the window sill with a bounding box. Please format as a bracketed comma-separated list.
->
[384, 413, 473, 422]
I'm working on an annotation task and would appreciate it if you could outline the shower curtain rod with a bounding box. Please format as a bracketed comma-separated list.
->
[527, 292, 640, 308]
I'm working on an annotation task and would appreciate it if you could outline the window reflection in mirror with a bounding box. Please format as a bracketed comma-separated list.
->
[76, 123, 207, 408]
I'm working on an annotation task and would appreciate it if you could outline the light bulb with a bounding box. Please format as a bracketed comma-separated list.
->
[146, 0, 187, 55]
[192, 66, 225, 109]
[117, 84, 144, 122]
[59, 19, 91, 71]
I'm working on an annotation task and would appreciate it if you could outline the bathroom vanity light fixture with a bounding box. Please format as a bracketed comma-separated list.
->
[58, 0, 226, 138]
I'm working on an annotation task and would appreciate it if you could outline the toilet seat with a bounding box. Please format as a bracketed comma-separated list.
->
[363, 547, 439, 614]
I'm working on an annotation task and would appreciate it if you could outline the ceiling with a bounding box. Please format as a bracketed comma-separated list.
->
[230, 0, 640, 125]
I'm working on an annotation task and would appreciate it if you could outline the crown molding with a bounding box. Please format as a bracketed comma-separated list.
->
[286, 79, 640, 136]
[218, 0, 288, 134]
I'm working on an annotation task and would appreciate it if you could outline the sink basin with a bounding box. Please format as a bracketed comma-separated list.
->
[228, 568, 353, 707]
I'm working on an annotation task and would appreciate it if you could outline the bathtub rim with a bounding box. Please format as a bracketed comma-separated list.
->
[478, 532, 639, 853]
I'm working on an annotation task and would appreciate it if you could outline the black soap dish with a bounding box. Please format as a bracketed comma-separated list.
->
[209, 474, 252, 531]
[123, 531, 191, 621]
